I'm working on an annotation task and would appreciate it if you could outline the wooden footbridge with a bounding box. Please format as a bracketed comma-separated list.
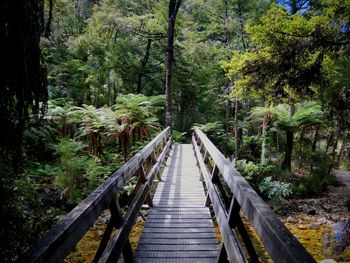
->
[22, 127, 316, 263]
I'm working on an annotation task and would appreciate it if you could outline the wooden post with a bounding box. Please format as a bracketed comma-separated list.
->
[217, 243, 229, 263]
[138, 164, 153, 207]
[94, 198, 133, 263]
[227, 198, 260, 263]
[211, 165, 230, 210]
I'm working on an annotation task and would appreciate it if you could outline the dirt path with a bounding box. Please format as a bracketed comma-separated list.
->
[335, 170, 350, 189]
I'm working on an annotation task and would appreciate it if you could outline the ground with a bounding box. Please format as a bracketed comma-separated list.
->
[279, 170, 350, 262]
[281, 170, 350, 221]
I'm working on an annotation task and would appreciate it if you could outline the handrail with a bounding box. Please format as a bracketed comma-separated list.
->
[21, 127, 172, 263]
[192, 128, 316, 263]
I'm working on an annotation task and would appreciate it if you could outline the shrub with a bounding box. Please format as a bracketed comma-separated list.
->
[55, 138, 88, 203]
[234, 159, 259, 181]
[259, 176, 293, 210]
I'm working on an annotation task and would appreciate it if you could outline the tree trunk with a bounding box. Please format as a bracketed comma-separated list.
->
[298, 127, 306, 168]
[165, 0, 181, 129]
[338, 132, 350, 164]
[312, 125, 319, 151]
[137, 39, 152, 94]
[328, 127, 341, 174]
[236, 0, 247, 50]
[282, 129, 294, 171]
[323, 132, 334, 160]
[234, 99, 239, 159]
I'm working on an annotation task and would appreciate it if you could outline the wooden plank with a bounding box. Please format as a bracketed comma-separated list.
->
[193, 128, 316, 263]
[148, 208, 210, 213]
[140, 233, 217, 239]
[134, 258, 217, 263]
[145, 218, 212, 223]
[147, 214, 211, 219]
[138, 239, 217, 245]
[134, 251, 218, 258]
[137, 244, 218, 251]
[144, 222, 213, 228]
[193, 137, 245, 263]
[135, 144, 219, 262]
[141, 228, 215, 233]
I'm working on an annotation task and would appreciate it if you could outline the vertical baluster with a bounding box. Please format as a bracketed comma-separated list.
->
[227, 198, 260, 263]
[94, 197, 133, 263]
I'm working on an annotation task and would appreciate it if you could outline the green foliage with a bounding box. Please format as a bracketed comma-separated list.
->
[234, 159, 259, 180]
[85, 156, 111, 189]
[55, 138, 88, 203]
[295, 152, 336, 196]
[172, 130, 187, 143]
[259, 176, 293, 210]
[6, 0, 350, 259]
[222, 4, 348, 101]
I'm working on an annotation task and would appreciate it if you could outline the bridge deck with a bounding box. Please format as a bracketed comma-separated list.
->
[135, 144, 219, 263]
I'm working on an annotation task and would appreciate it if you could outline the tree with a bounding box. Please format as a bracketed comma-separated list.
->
[1, 0, 48, 260]
[222, 2, 350, 170]
[249, 101, 324, 170]
[165, 0, 182, 128]
[222, 4, 348, 101]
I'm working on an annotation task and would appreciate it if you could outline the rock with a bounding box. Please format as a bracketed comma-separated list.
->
[307, 206, 317, 215]
[298, 219, 303, 224]
[322, 204, 332, 213]
[331, 214, 340, 221]
[298, 224, 307, 229]
[287, 216, 297, 223]
[318, 217, 327, 224]
[298, 204, 308, 212]
[97, 230, 104, 238]
[309, 223, 320, 230]
[320, 259, 337, 263]
[298, 204, 317, 215]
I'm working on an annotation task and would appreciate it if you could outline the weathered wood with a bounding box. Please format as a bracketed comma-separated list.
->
[211, 165, 230, 210]
[99, 183, 149, 262]
[193, 128, 316, 263]
[216, 243, 228, 263]
[138, 239, 217, 245]
[134, 258, 217, 263]
[193, 137, 245, 263]
[139, 164, 153, 207]
[227, 198, 260, 263]
[137, 244, 218, 251]
[134, 251, 218, 258]
[135, 144, 218, 263]
[140, 233, 218, 239]
[94, 198, 125, 262]
[21, 127, 171, 263]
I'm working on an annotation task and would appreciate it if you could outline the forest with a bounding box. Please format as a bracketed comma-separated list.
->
[1, 0, 350, 262]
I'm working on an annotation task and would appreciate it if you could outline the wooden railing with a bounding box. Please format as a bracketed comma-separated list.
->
[192, 128, 316, 263]
[21, 127, 172, 263]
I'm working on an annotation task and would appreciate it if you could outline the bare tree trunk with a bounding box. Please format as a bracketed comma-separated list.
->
[236, 0, 247, 50]
[234, 99, 239, 159]
[137, 39, 152, 94]
[165, 0, 182, 129]
[291, 0, 298, 14]
[223, 0, 229, 46]
[312, 125, 319, 151]
[324, 132, 334, 160]
[338, 132, 350, 164]
[282, 129, 294, 171]
[328, 127, 341, 174]
[282, 102, 295, 171]
[298, 127, 306, 168]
